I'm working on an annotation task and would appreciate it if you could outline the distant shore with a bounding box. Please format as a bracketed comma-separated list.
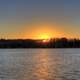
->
[0, 38, 79, 48]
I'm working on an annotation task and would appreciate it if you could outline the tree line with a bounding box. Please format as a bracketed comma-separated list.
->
[0, 38, 80, 48]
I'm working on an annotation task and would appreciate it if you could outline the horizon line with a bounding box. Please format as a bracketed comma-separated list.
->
[0, 37, 80, 40]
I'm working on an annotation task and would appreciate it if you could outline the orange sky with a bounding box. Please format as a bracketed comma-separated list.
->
[0, 19, 80, 39]
[0, 0, 80, 39]
[20, 21, 65, 39]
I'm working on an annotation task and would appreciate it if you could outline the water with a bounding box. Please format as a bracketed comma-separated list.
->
[0, 49, 80, 80]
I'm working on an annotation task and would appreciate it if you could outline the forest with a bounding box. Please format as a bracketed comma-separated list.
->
[0, 38, 80, 48]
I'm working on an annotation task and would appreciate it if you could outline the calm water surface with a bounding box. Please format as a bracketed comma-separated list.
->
[0, 49, 80, 80]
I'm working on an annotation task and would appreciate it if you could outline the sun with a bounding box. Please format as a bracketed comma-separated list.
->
[38, 33, 51, 39]
[40, 35, 49, 39]
[29, 25, 59, 39]
[42, 39, 49, 43]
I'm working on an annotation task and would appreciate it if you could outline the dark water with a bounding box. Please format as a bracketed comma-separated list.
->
[0, 49, 80, 80]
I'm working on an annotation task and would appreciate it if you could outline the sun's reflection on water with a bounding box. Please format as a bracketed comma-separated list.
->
[33, 50, 53, 80]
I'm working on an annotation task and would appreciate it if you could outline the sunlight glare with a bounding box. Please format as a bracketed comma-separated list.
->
[38, 33, 51, 39]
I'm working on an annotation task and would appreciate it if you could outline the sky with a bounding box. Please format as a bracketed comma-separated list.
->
[0, 0, 80, 39]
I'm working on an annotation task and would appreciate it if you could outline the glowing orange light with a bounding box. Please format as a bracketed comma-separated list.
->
[42, 39, 47, 42]
[37, 33, 51, 40]
[42, 39, 49, 43]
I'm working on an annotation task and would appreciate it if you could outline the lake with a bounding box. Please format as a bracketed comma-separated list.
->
[0, 49, 80, 80]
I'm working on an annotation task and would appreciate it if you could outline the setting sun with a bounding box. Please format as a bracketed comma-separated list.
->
[24, 23, 64, 39]
[42, 39, 50, 43]
[39, 33, 51, 39]
[29, 25, 56, 39]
